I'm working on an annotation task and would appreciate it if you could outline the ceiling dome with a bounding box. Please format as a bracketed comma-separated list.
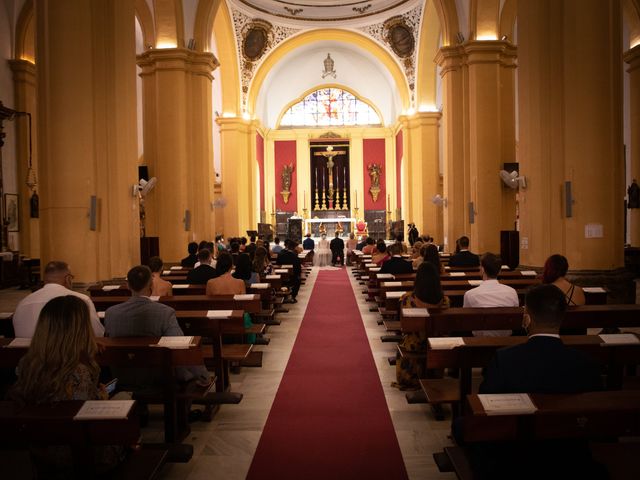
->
[233, 0, 419, 25]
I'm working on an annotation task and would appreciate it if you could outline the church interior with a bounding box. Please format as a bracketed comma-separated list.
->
[0, 0, 640, 478]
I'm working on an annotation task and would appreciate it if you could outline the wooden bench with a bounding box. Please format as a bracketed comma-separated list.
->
[0, 399, 168, 479]
[0, 337, 246, 443]
[92, 294, 262, 314]
[437, 391, 640, 480]
[404, 335, 640, 417]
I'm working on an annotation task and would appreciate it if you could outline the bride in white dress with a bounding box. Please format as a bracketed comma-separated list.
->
[314, 234, 332, 267]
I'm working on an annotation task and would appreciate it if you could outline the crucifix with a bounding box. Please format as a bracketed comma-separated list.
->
[314, 145, 346, 210]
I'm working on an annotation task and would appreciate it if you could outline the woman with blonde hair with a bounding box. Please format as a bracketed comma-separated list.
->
[11, 295, 125, 475]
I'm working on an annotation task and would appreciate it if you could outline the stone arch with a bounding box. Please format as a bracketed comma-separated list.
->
[499, 0, 517, 41]
[470, 0, 501, 40]
[432, 0, 460, 47]
[247, 29, 411, 115]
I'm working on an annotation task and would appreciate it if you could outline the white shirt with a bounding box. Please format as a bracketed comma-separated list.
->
[12, 283, 105, 338]
[194, 259, 216, 269]
[463, 279, 519, 337]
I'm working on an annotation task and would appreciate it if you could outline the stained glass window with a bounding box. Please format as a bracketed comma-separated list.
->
[279, 88, 381, 127]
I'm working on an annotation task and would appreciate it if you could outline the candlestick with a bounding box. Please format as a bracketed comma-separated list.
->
[304, 190, 306, 209]
[272, 196, 275, 212]
[355, 189, 358, 209]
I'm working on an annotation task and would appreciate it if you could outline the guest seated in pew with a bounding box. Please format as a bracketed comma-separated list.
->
[106, 266, 212, 387]
[271, 237, 283, 254]
[410, 240, 424, 269]
[13, 261, 104, 338]
[455, 285, 605, 480]
[355, 235, 367, 251]
[380, 243, 413, 275]
[371, 240, 389, 265]
[233, 253, 260, 288]
[393, 263, 449, 390]
[542, 254, 585, 306]
[463, 253, 519, 336]
[253, 246, 273, 275]
[480, 284, 602, 394]
[181, 241, 198, 267]
[276, 239, 302, 303]
[346, 233, 358, 264]
[423, 243, 444, 274]
[207, 253, 246, 296]
[230, 240, 241, 265]
[148, 256, 173, 297]
[187, 249, 218, 284]
[395, 233, 409, 254]
[448, 235, 480, 267]
[194, 246, 216, 268]
[362, 237, 376, 255]
[245, 236, 257, 259]
[11, 296, 127, 476]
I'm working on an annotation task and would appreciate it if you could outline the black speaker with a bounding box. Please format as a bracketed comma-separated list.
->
[500, 230, 519, 270]
[138, 166, 149, 182]
[564, 181, 573, 218]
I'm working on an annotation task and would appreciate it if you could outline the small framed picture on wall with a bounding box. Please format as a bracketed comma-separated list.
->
[4, 194, 19, 232]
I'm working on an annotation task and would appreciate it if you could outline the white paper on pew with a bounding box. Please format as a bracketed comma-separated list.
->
[501, 265, 509, 270]
[521, 270, 538, 276]
[170, 266, 182, 270]
[467, 280, 483, 286]
[444, 266, 450, 270]
[265, 275, 281, 279]
[0, 312, 12, 319]
[162, 270, 171, 275]
[383, 281, 403, 287]
[428, 337, 464, 349]
[97, 312, 105, 319]
[172, 284, 190, 289]
[298, 254, 307, 258]
[281, 264, 294, 268]
[233, 294, 254, 301]
[385, 291, 407, 299]
[149, 296, 160, 301]
[102, 285, 121, 291]
[402, 308, 429, 317]
[599, 334, 640, 345]
[365, 263, 376, 268]
[207, 310, 233, 318]
[369, 267, 381, 272]
[584, 287, 606, 293]
[250, 283, 270, 289]
[155, 336, 194, 348]
[376, 274, 395, 280]
[354, 250, 363, 255]
[7, 337, 31, 348]
[74, 400, 135, 420]
[449, 272, 466, 277]
[274, 269, 288, 273]
[478, 393, 537, 416]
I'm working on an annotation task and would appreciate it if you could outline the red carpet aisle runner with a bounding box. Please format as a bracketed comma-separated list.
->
[247, 269, 408, 480]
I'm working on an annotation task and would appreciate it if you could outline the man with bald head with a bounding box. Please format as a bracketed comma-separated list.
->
[12, 260, 104, 337]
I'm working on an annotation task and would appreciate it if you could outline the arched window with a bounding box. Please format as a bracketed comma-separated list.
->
[279, 87, 382, 127]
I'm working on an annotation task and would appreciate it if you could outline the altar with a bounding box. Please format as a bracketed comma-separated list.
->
[305, 217, 355, 236]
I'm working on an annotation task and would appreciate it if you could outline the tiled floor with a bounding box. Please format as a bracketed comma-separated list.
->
[1, 276, 638, 479]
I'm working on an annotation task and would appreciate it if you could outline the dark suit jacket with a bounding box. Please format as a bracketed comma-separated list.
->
[380, 256, 413, 275]
[303, 238, 315, 250]
[330, 237, 344, 253]
[448, 250, 480, 267]
[276, 249, 301, 278]
[479, 335, 602, 394]
[186, 264, 218, 284]
[356, 241, 366, 251]
[181, 254, 197, 268]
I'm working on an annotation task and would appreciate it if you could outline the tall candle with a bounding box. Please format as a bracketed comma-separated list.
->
[355, 190, 358, 208]
[387, 193, 390, 210]
[272, 196, 275, 212]
[304, 190, 306, 209]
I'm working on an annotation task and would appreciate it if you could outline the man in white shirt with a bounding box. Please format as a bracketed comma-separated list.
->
[13, 261, 104, 337]
[463, 253, 519, 336]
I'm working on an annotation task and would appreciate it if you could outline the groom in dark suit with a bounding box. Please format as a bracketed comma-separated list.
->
[330, 232, 345, 266]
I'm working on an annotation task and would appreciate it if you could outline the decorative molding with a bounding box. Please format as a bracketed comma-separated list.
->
[231, 7, 301, 110]
[283, 7, 303, 16]
[357, 2, 422, 99]
[353, 5, 372, 15]
[319, 131, 343, 139]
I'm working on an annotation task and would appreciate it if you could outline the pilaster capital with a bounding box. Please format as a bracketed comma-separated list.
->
[464, 40, 517, 68]
[9, 59, 36, 85]
[624, 45, 640, 73]
[434, 46, 465, 75]
[398, 111, 441, 130]
[216, 116, 253, 133]
[137, 48, 219, 79]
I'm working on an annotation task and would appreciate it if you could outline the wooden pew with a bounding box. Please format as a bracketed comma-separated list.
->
[91, 294, 262, 314]
[0, 399, 168, 479]
[0, 336, 246, 443]
[438, 391, 640, 480]
[405, 335, 640, 416]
